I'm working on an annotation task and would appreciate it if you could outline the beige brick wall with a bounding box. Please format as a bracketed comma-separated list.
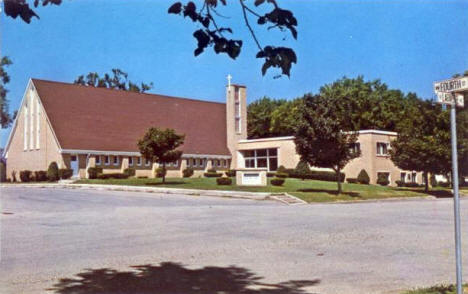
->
[5, 85, 64, 181]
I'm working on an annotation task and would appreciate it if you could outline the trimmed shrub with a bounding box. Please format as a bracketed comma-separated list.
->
[438, 182, 450, 188]
[286, 168, 345, 182]
[395, 180, 404, 187]
[97, 173, 129, 179]
[267, 172, 276, 178]
[377, 173, 390, 186]
[124, 168, 136, 177]
[294, 160, 311, 180]
[20, 170, 32, 182]
[346, 178, 358, 184]
[207, 168, 217, 173]
[276, 165, 288, 175]
[183, 168, 194, 178]
[47, 162, 60, 181]
[59, 168, 74, 180]
[216, 177, 232, 185]
[156, 167, 166, 178]
[34, 171, 48, 182]
[225, 169, 236, 177]
[357, 169, 370, 185]
[270, 177, 285, 186]
[0, 161, 6, 182]
[404, 182, 420, 188]
[276, 172, 288, 178]
[204, 172, 222, 178]
[87, 167, 103, 179]
[137, 176, 148, 179]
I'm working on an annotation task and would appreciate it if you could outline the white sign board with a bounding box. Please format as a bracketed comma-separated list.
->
[436, 92, 465, 107]
[242, 173, 262, 186]
[434, 76, 468, 93]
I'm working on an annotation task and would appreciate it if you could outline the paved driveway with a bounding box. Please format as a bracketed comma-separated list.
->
[1, 187, 467, 294]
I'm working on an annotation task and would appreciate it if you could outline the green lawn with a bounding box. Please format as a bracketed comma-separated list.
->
[74, 177, 441, 203]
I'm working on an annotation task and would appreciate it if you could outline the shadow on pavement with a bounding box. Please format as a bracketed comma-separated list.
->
[48, 262, 320, 294]
[145, 181, 185, 186]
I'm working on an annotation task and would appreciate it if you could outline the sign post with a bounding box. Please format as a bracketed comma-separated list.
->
[434, 76, 465, 294]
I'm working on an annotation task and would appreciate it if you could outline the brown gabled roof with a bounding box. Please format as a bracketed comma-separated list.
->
[33, 79, 230, 155]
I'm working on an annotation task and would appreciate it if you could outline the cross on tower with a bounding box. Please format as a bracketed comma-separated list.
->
[227, 74, 232, 87]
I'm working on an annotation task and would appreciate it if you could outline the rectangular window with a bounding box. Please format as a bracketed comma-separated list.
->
[145, 158, 151, 166]
[376, 142, 389, 156]
[36, 98, 40, 149]
[199, 159, 205, 168]
[137, 157, 142, 166]
[104, 155, 110, 165]
[400, 172, 406, 182]
[95, 155, 101, 165]
[192, 158, 197, 167]
[128, 157, 133, 166]
[186, 159, 191, 167]
[113, 156, 119, 166]
[412, 172, 417, 183]
[174, 160, 179, 167]
[223, 159, 228, 167]
[242, 148, 278, 171]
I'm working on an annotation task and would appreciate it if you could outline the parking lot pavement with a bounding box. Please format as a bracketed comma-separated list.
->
[1, 187, 467, 294]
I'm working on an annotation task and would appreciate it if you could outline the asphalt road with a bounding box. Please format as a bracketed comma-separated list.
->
[1, 187, 467, 294]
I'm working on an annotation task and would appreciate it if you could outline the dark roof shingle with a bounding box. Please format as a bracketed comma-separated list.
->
[33, 79, 230, 155]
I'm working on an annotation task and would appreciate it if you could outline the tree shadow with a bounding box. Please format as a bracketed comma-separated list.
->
[145, 181, 185, 186]
[297, 188, 360, 198]
[394, 188, 454, 198]
[47, 262, 320, 294]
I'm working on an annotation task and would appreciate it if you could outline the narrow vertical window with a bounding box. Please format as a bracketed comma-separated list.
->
[30, 95, 34, 150]
[24, 102, 28, 150]
[36, 97, 40, 149]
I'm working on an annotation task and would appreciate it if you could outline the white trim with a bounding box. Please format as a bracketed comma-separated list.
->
[181, 153, 231, 159]
[60, 149, 141, 156]
[356, 130, 398, 136]
[238, 136, 294, 144]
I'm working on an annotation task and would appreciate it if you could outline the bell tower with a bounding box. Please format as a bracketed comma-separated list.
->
[226, 75, 247, 167]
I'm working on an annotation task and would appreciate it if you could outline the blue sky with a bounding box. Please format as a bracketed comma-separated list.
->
[1, 0, 468, 147]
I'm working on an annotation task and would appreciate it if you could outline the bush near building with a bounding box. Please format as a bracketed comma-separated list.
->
[156, 167, 166, 178]
[97, 173, 129, 179]
[124, 168, 136, 177]
[346, 178, 358, 184]
[47, 162, 60, 181]
[87, 167, 103, 179]
[357, 169, 370, 184]
[183, 168, 194, 178]
[225, 170, 236, 177]
[271, 177, 285, 186]
[216, 177, 232, 185]
[59, 168, 74, 179]
[204, 168, 222, 178]
[20, 170, 32, 182]
[34, 171, 48, 182]
[294, 161, 311, 180]
[286, 169, 345, 182]
[377, 173, 390, 186]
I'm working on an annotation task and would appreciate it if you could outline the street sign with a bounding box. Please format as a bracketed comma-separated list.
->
[434, 76, 468, 93]
[436, 91, 465, 107]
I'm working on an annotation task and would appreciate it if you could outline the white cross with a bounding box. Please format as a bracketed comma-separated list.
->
[227, 74, 232, 87]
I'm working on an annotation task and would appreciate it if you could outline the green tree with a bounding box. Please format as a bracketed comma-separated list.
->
[295, 94, 360, 194]
[294, 160, 310, 181]
[137, 128, 185, 183]
[270, 98, 304, 136]
[390, 100, 452, 192]
[74, 69, 153, 93]
[247, 97, 285, 138]
[0, 56, 14, 128]
[4, 0, 298, 78]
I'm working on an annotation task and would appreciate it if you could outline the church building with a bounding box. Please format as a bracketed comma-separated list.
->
[3, 78, 421, 186]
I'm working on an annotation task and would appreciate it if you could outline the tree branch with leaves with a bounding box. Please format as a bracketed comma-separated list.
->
[74, 69, 153, 93]
[168, 0, 298, 77]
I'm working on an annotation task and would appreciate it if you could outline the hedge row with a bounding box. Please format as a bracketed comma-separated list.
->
[285, 169, 345, 182]
[216, 177, 232, 185]
[18, 166, 73, 182]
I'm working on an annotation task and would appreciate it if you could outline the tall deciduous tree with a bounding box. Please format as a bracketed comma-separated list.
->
[137, 128, 185, 183]
[295, 94, 360, 194]
[0, 56, 13, 128]
[74, 69, 153, 93]
[390, 100, 453, 192]
[247, 97, 285, 139]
